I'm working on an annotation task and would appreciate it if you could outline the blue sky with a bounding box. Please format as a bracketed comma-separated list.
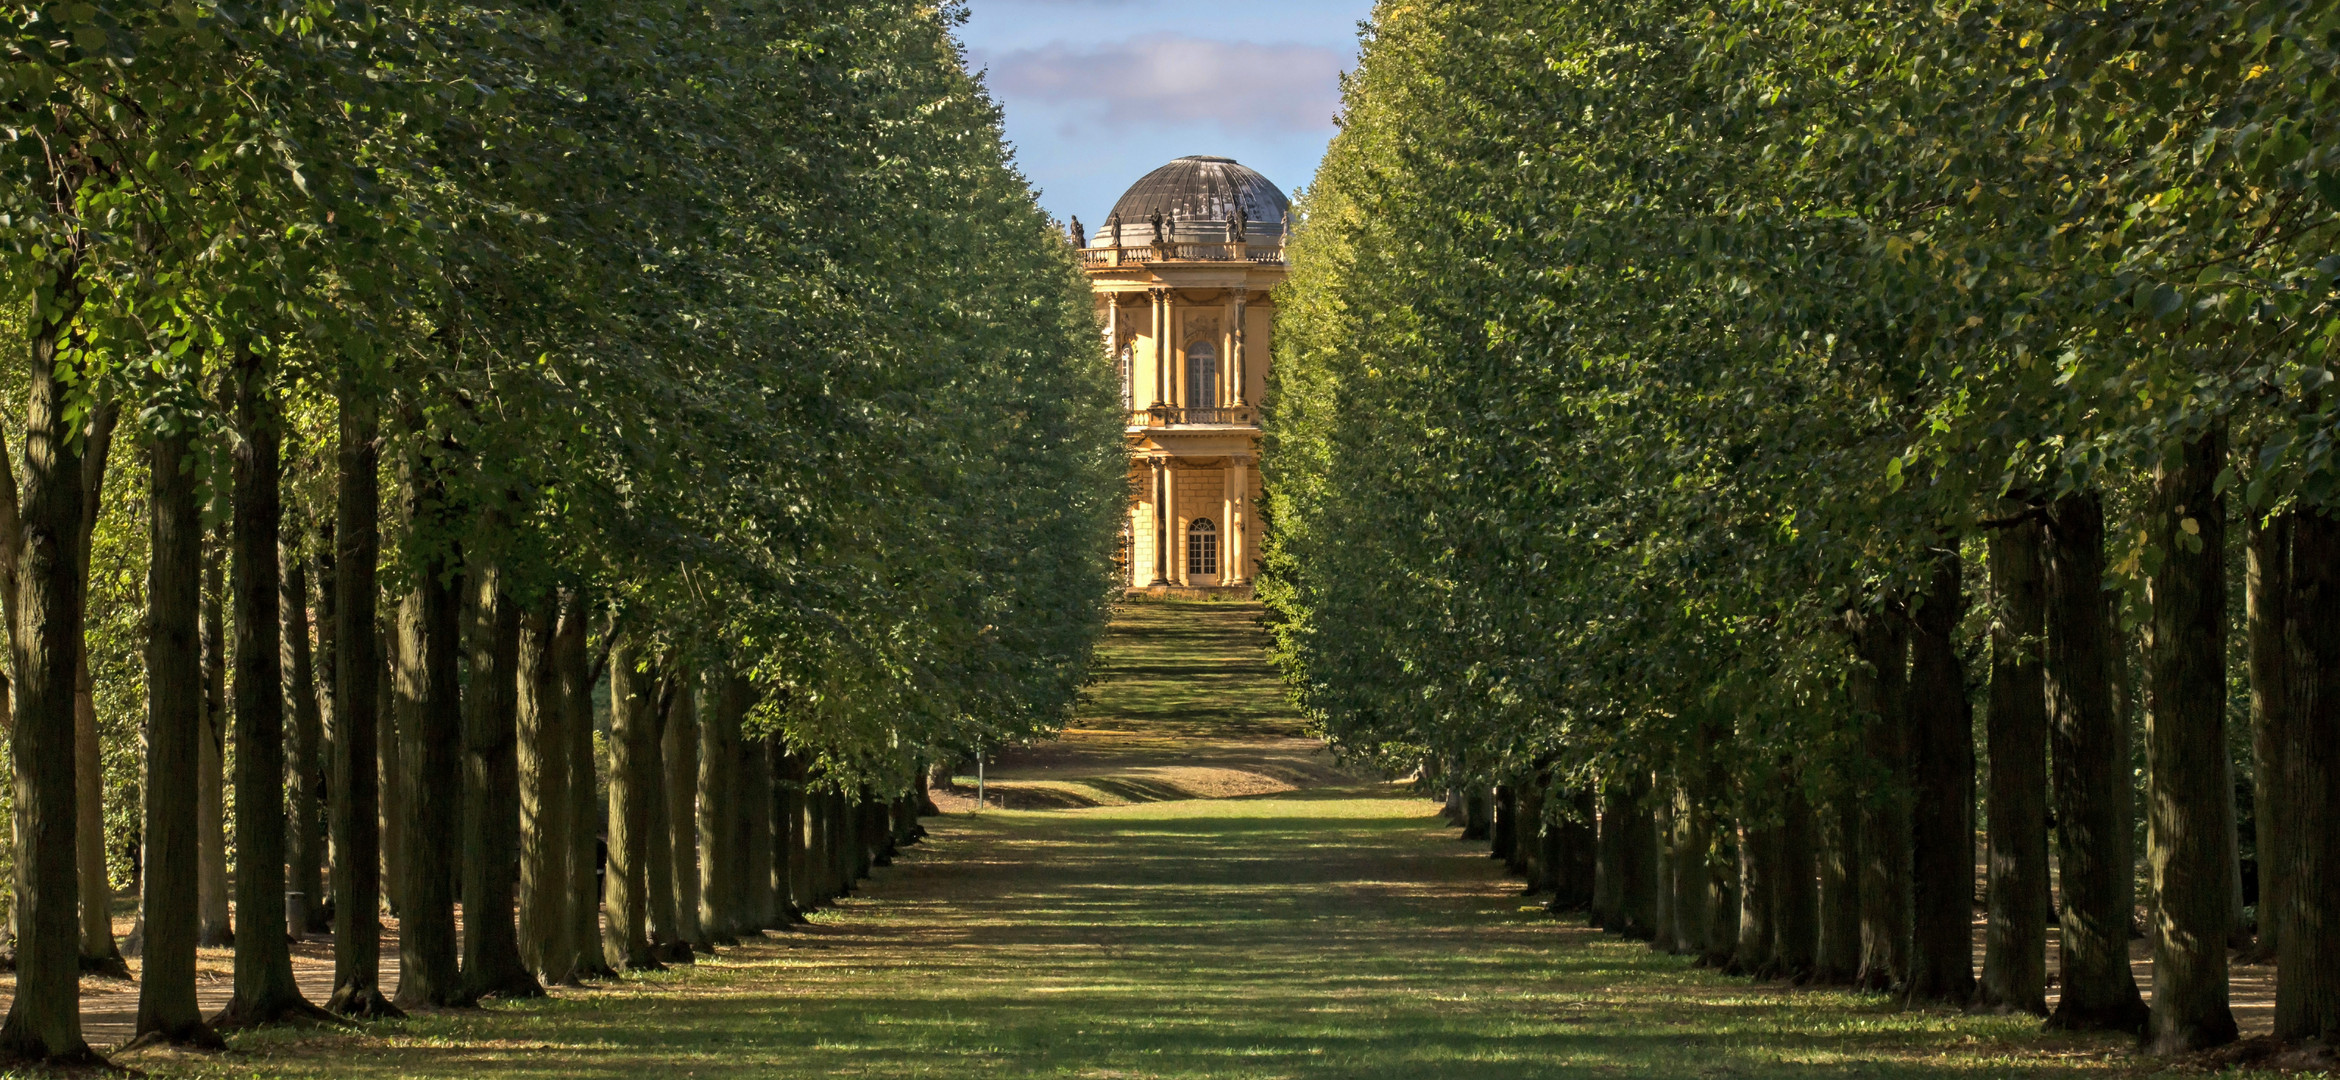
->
[955, 0, 1373, 231]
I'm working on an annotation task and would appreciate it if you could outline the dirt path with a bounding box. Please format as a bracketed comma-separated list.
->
[80, 599, 2230, 1077]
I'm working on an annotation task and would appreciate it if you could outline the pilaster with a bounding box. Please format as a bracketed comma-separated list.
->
[1149, 458, 1170, 586]
[1230, 287, 1248, 407]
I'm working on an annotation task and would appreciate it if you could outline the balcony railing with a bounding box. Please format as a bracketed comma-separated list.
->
[1081, 241, 1285, 268]
[1128, 405, 1257, 428]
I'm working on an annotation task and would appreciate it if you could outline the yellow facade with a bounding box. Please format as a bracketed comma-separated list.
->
[1077, 156, 1288, 595]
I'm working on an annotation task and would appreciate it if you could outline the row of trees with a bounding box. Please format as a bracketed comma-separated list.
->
[1263, 0, 2339, 1055]
[0, 0, 1122, 1066]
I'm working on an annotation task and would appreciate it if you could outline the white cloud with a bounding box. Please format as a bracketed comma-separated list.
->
[981, 36, 1344, 135]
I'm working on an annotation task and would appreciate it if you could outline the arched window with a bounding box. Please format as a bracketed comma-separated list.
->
[1117, 343, 1133, 410]
[1185, 342, 1218, 408]
[1187, 517, 1219, 576]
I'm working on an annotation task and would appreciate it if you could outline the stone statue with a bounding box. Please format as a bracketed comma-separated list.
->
[1105, 210, 1122, 245]
[1150, 207, 1166, 245]
[1228, 195, 1247, 241]
[1068, 215, 1085, 247]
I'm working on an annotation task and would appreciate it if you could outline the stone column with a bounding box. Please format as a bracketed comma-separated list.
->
[1149, 287, 1170, 408]
[1228, 456, 1249, 585]
[1231, 287, 1249, 407]
[1168, 295, 1183, 411]
[1167, 465, 1185, 586]
[1221, 463, 1235, 584]
[1105, 294, 1121, 410]
[1149, 457, 1170, 586]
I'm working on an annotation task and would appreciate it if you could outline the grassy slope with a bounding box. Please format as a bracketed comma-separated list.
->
[96, 600, 2264, 1079]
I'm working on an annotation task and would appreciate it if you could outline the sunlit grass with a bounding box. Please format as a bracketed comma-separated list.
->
[80, 602, 2283, 1079]
[100, 786, 2168, 1080]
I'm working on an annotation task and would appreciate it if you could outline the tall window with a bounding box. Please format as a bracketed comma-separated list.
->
[1188, 517, 1219, 576]
[1117, 343, 1133, 410]
[1185, 342, 1218, 408]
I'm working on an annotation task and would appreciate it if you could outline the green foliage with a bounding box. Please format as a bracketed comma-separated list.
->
[1261, 0, 2340, 790]
[1, 0, 1125, 868]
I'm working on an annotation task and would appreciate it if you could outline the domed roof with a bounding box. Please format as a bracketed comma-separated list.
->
[1097, 156, 1289, 245]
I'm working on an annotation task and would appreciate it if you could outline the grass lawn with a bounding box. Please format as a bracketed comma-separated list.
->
[89, 601, 2293, 1079]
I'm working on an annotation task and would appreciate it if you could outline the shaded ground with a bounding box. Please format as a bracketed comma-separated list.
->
[31, 599, 2295, 1078]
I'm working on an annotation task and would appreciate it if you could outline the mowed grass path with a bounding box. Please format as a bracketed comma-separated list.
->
[116, 600, 2153, 1079]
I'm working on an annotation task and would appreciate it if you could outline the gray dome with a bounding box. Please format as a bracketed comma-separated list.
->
[1097, 156, 1289, 245]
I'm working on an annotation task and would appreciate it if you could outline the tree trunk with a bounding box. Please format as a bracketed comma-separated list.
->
[73, 399, 123, 977]
[213, 349, 328, 1028]
[1536, 784, 1566, 900]
[1592, 777, 1625, 930]
[2277, 507, 2340, 1042]
[641, 667, 686, 962]
[602, 633, 660, 971]
[1523, 772, 1556, 896]
[779, 745, 811, 921]
[1814, 790, 1862, 984]
[859, 792, 888, 871]
[828, 786, 849, 897]
[662, 672, 709, 954]
[393, 557, 466, 1008]
[378, 623, 406, 919]
[326, 395, 397, 1018]
[1492, 784, 1518, 868]
[696, 671, 740, 944]
[739, 721, 775, 926]
[2243, 511, 2292, 967]
[1774, 772, 1818, 982]
[816, 789, 839, 895]
[1848, 605, 1912, 993]
[1979, 514, 2050, 1015]
[2042, 490, 2150, 1033]
[915, 769, 940, 817]
[1683, 745, 1728, 965]
[197, 533, 233, 948]
[517, 600, 572, 981]
[1734, 804, 1779, 976]
[1612, 775, 1658, 940]
[1516, 778, 1543, 885]
[1907, 550, 1976, 1005]
[130, 425, 223, 1048]
[1651, 788, 1676, 952]
[0, 271, 101, 1065]
[555, 593, 611, 979]
[282, 532, 328, 935]
[802, 781, 830, 906]
[1667, 783, 1705, 954]
[461, 569, 541, 1001]
[1462, 787, 1491, 841]
[836, 789, 861, 890]
[767, 737, 802, 924]
[895, 794, 920, 848]
[1549, 785, 1596, 914]
[2140, 431, 2240, 1052]
[311, 519, 336, 920]
[1702, 814, 1741, 969]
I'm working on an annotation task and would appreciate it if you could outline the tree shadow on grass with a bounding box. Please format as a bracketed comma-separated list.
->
[148, 603, 2138, 1080]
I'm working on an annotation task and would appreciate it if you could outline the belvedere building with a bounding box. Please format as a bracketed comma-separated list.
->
[1076, 155, 1289, 594]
